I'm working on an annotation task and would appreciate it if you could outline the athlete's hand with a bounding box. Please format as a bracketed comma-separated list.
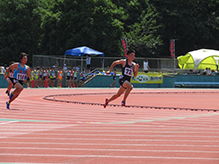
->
[135, 63, 139, 68]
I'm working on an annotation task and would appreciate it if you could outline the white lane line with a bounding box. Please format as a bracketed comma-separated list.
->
[1, 141, 219, 147]
[3, 137, 219, 143]
[0, 121, 18, 125]
[0, 129, 219, 137]
[1, 132, 218, 138]
[1, 129, 219, 134]
[0, 153, 218, 160]
[1, 147, 219, 153]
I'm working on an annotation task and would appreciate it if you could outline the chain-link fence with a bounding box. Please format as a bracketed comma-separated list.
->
[33, 55, 179, 73]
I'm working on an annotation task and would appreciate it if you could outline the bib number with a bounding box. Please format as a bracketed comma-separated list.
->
[17, 73, 25, 80]
[124, 67, 133, 76]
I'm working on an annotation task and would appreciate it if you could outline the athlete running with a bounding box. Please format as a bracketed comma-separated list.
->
[5, 53, 31, 109]
[4, 61, 15, 96]
[104, 49, 139, 108]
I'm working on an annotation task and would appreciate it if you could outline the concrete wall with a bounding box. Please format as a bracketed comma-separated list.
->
[1, 73, 219, 88]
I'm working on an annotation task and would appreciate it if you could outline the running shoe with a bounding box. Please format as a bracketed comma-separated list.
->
[5, 90, 10, 96]
[104, 98, 108, 108]
[6, 101, 10, 109]
[9, 92, 14, 100]
[121, 101, 126, 107]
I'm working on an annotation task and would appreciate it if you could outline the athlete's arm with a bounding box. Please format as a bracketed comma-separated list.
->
[4, 68, 9, 79]
[133, 63, 139, 77]
[5, 63, 18, 78]
[107, 59, 126, 74]
[26, 66, 31, 78]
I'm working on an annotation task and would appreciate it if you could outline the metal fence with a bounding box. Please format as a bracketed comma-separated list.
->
[33, 55, 179, 73]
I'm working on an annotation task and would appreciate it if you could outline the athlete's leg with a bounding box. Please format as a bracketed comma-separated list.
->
[107, 86, 126, 104]
[9, 83, 23, 104]
[7, 83, 13, 93]
[122, 81, 133, 102]
[6, 78, 13, 96]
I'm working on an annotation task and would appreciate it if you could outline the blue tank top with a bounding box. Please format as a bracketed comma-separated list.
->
[13, 63, 27, 80]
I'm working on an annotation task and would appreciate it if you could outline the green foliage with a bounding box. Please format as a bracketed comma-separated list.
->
[0, 0, 219, 65]
[0, 0, 42, 65]
[126, 3, 163, 57]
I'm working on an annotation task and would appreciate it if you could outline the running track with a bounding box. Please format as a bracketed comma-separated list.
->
[0, 88, 219, 164]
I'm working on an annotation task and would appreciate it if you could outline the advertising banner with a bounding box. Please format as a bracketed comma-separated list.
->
[130, 72, 163, 84]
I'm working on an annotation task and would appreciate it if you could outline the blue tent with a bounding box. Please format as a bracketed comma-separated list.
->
[64, 46, 104, 57]
[64, 46, 105, 70]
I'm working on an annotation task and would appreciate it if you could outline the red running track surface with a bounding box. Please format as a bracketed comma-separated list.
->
[0, 88, 219, 164]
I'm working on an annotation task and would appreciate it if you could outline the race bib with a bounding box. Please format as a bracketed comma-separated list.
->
[124, 67, 133, 77]
[16, 73, 25, 80]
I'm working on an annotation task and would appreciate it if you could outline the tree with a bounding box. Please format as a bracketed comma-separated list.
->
[149, 0, 219, 57]
[40, 0, 126, 56]
[125, 1, 163, 57]
[0, 0, 42, 65]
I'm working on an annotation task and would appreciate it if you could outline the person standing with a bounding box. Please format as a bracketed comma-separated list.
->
[104, 49, 139, 107]
[110, 69, 117, 88]
[29, 67, 35, 88]
[80, 69, 86, 87]
[50, 67, 56, 87]
[143, 58, 150, 73]
[57, 68, 63, 87]
[5, 52, 31, 109]
[66, 68, 71, 88]
[86, 56, 91, 71]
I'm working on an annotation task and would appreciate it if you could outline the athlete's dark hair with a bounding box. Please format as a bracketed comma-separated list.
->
[127, 49, 135, 55]
[20, 52, 27, 60]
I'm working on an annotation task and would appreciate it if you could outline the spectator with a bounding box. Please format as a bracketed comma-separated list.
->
[0, 63, 6, 74]
[86, 55, 91, 71]
[203, 68, 207, 75]
[80, 69, 86, 87]
[57, 68, 63, 87]
[70, 68, 74, 87]
[143, 58, 150, 73]
[73, 69, 78, 87]
[29, 67, 35, 88]
[110, 69, 117, 88]
[206, 68, 212, 75]
[35, 68, 39, 88]
[50, 67, 56, 87]
[63, 63, 67, 71]
[38, 67, 43, 87]
[66, 68, 71, 88]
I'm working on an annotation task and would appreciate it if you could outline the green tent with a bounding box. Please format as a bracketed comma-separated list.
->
[177, 49, 219, 70]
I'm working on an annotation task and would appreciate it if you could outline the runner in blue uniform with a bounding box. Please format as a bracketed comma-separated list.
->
[104, 49, 139, 108]
[4, 61, 15, 97]
[5, 53, 31, 109]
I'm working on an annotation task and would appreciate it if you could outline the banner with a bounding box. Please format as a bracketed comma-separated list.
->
[121, 39, 128, 57]
[170, 39, 175, 58]
[131, 72, 163, 84]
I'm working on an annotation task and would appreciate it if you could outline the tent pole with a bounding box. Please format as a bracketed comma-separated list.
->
[81, 56, 83, 72]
